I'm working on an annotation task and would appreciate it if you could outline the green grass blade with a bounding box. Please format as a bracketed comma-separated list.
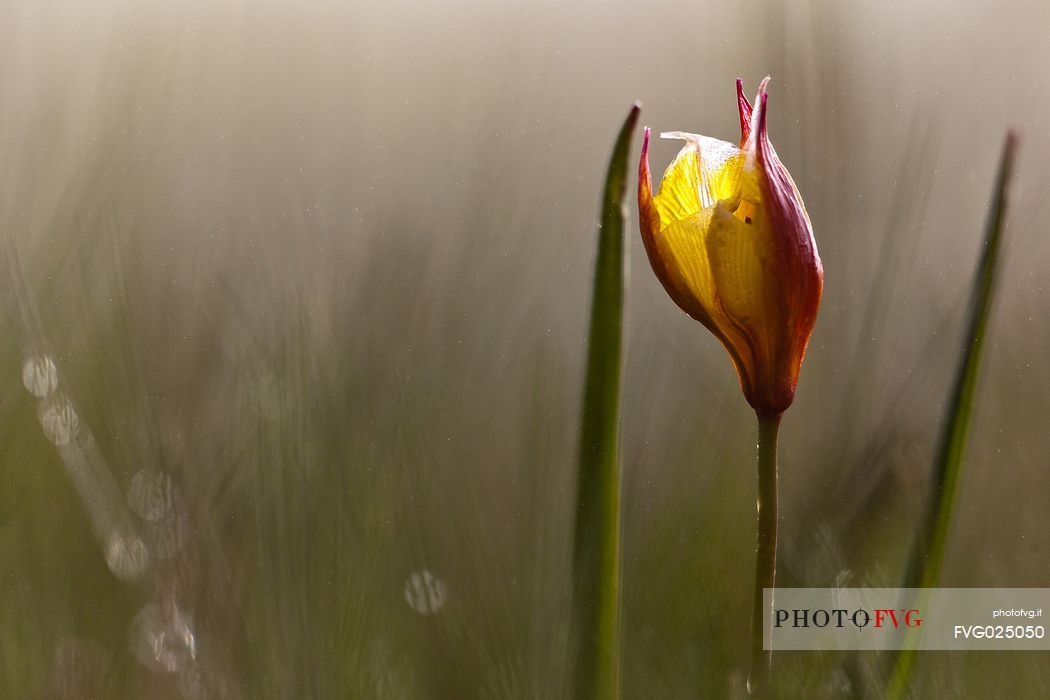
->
[571, 101, 640, 700]
[887, 131, 1019, 697]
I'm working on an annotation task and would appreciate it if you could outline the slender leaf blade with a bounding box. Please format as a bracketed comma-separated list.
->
[888, 131, 1020, 697]
[571, 102, 640, 700]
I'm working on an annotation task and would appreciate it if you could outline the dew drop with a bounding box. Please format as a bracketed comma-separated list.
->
[824, 667, 852, 694]
[39, 394, 79, 446]
[22, 355, 58, 397]
[403, 569, 447, 615]
[105, 534, 149, 581]
[130, 602, 197, 673]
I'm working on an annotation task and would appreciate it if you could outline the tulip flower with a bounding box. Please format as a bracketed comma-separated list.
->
[638, 78, 822, 696]
[638, 77, 822, 417]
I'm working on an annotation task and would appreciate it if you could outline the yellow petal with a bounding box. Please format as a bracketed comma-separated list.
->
[704, 203, 780, 387]
[654, 211, 718, 317]
[652, 134, 744, 223]
[650, 138, 704, 223]
[651, 210, 758, 397]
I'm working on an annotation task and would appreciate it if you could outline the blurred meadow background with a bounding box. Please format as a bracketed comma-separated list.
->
[2, 0, 1050, 697]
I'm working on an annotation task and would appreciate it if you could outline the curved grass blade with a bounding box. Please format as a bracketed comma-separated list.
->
[571, 102, 640, 700]
[887, 131, 1020, 697]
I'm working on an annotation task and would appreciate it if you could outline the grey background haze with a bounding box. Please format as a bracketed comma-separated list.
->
[1, 0, 1049, 697]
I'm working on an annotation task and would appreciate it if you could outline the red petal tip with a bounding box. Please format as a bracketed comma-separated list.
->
[640, 126, 652, 186]
[737, 79, 754, 144]
[756, 90, 769, 141]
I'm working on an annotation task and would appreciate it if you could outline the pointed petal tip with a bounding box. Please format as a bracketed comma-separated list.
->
[743, 85, 769, 153]
[755, 90, 769, 143]
[639, 126, 651, 186]
[737, 79, 754, 143]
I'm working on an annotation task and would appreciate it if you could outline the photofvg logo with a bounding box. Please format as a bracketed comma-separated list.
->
[774, 607, 922, 630]
[765, 589, 1050, 651]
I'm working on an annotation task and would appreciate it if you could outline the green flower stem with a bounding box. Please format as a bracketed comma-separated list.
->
[749, 411, 782, 698]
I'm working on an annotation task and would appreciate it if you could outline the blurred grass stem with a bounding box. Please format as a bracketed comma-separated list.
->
[886, 131, 1019, 698]
[749, 411, 781, 697]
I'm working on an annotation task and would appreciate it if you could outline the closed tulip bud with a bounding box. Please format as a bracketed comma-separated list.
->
[638, 78, 823, 416]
